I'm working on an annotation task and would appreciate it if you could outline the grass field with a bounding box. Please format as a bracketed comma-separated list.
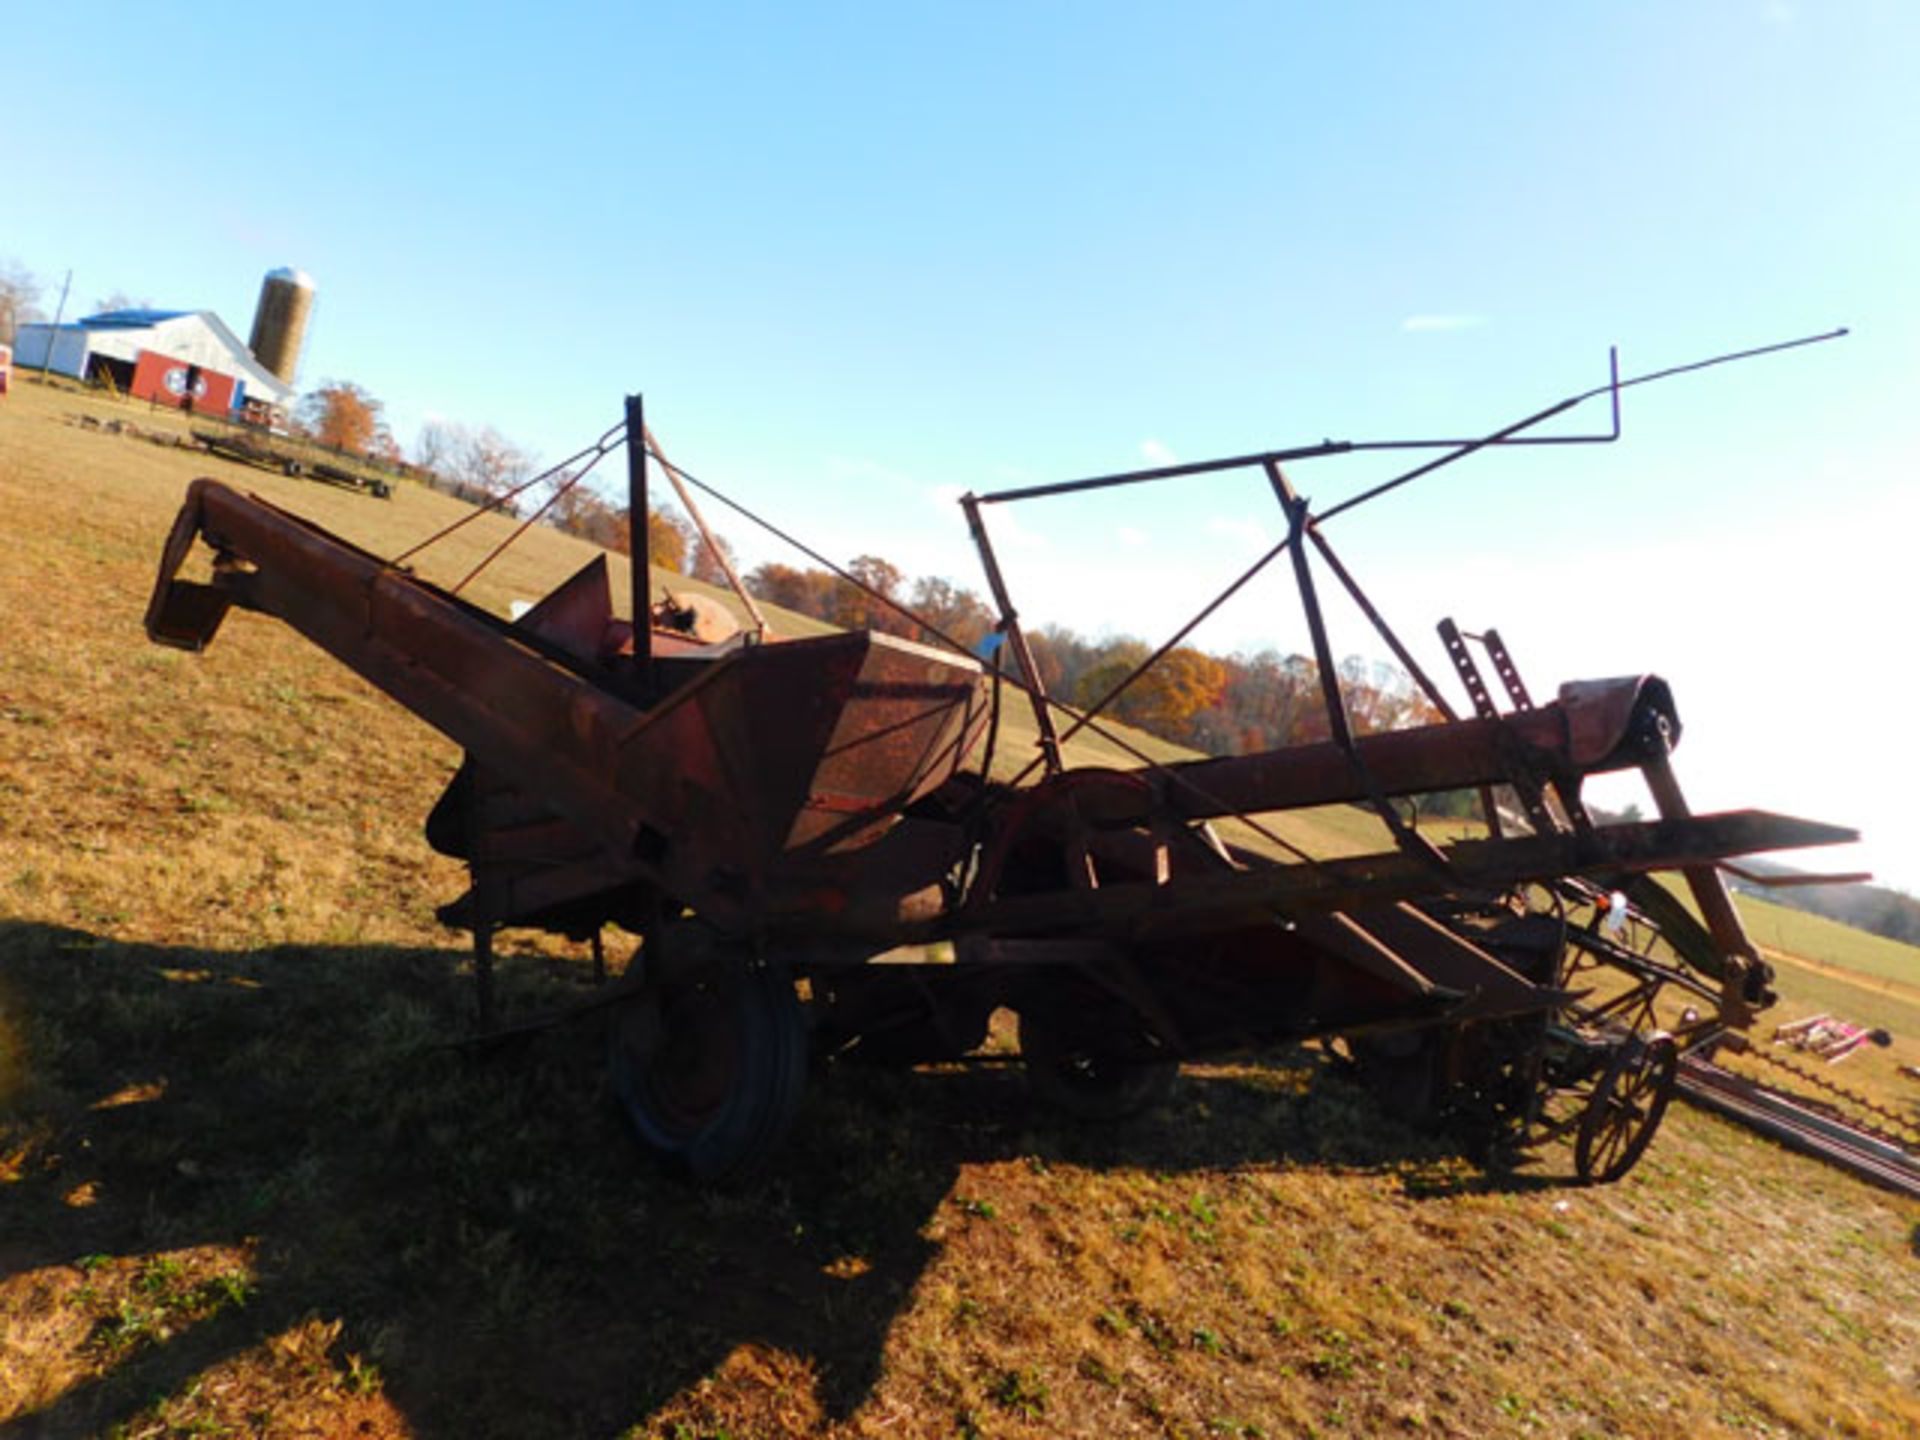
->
[3, 375, 1918, 1439]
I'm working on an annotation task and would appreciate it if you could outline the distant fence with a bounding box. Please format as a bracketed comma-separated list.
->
[32, 368, 421, 487]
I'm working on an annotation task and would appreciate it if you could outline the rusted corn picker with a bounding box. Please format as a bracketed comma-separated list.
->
[146, 339, 1856, 1182]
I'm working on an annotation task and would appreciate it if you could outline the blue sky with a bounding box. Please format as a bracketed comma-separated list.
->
[7, 3, 1916, 891]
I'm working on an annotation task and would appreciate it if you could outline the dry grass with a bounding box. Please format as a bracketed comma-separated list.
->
[3, 375, 1919, 1439]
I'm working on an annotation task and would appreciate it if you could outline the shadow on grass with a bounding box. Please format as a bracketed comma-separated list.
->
[0, 920, 1532, 1438]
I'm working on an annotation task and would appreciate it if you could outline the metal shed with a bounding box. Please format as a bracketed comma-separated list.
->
[11, 309, 294, 410]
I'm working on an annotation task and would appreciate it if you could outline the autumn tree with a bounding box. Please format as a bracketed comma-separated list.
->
[92, 290, 155, 315]
[454, 425, 533, 499]
[647, 508, 691, 573]
[748, 562, 837, 619]
[907, 575, 994, 651]
[544, 472, 629, 551]
[0, 258, 42, 345]
[1072, 639, 1155, 720]
[1074, 640, 1229, 743]
[413, 419, 458, 481]
[688, 528, 739, 587]
[1027, 624, 1099, 701]
[746, 555, 911, 633]
[1339, 655, 1438, 735]
[296, 380, 384, 454]
[531, 469, 689, 565]
[1135, 647, 1229, 739]
[1189, 649, 1322, 754]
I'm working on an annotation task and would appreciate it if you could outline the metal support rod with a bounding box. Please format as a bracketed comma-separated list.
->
[1642, 748, 1761, 970]
[625, 394, 652, 678]
[643, 423, 771, 636]
[1023, 529, 1298, 778]
[1305, 525, 1457, 722]
[975, 427, 1613, 506]
[1270, 465, 1357, 755]
[975, 330, 1841, 514]
[450, 444, 618, 596]
[961, 493, 1062, 774]
[1314, 393, 1589, 525]
[1272, 463, 1446, 866]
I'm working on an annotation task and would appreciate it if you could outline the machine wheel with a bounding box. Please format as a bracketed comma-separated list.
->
[1342, 1029, 1445, 1126]
[607, 948, 808, 1183]
[1574, 1033, 1678, 1184]
[1018, 1007, 1178, 1122]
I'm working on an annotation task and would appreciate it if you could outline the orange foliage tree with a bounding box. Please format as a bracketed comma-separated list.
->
[1076, 643, 1227, 741]
[296, 380, 384, 454]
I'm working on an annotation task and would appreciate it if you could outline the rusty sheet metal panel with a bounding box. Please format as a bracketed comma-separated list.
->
[147, 480, 989, 928]
[614, 630, 988, 907]
[1149, 676, 1676, 823]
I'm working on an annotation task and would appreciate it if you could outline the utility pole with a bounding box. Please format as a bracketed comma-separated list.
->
[38, 269, 71, 379]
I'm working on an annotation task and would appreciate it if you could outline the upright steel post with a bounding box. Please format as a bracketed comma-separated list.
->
[626, 394, 652, 680]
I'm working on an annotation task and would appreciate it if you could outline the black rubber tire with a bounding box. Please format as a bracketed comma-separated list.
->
[1343, 1029, 1445, 1127]
[1018, 1007, 1178, 1122]
[1574, 1034, 1679, 1184]
[607, 954, 808, 1183]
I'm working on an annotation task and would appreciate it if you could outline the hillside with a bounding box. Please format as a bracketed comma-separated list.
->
[2, 376, 1918, 1440]
[1729, 859, 1920, 949]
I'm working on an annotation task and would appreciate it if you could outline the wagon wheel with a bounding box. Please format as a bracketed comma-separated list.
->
[606, 944, 808, 1183]
[1573, 1033, 1678, 1184]
[1018, 1006, 1178, 1122]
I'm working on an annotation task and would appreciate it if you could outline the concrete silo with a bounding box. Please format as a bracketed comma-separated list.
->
[247, 267, 315, 385]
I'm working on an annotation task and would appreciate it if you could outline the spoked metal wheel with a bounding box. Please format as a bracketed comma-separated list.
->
[1464, 877, 1720, 1181]
[607, 942, 808, 1183]
[1573, 1032, 1679, 1184]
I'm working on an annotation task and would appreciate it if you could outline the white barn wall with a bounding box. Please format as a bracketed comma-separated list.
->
[88, 316, 292, 406]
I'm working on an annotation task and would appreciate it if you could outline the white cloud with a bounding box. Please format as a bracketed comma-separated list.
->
[1116, 525, 1148, 548]
[1140, 437, 1178, 466]
[1401, 313, 1488, 333]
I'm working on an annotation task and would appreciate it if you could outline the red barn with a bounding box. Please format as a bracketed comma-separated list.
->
[130, 349, 239, 414]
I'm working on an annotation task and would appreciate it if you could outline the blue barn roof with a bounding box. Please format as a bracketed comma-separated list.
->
[80, 309, 191, 328]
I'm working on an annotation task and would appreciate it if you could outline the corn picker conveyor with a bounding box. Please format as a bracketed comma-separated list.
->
[146, 339, 1857, 1181]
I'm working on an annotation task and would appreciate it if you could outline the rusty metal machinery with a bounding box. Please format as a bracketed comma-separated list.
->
[147, 333, 1860, 1183]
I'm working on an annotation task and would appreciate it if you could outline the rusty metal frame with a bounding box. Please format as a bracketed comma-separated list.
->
[139, 332, 1865, 1185]
[958, 332, 1847, 877]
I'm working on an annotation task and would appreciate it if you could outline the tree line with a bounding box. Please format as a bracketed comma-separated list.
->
[745, 556, 1441, 760]
[290, 377, 1444, 764]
